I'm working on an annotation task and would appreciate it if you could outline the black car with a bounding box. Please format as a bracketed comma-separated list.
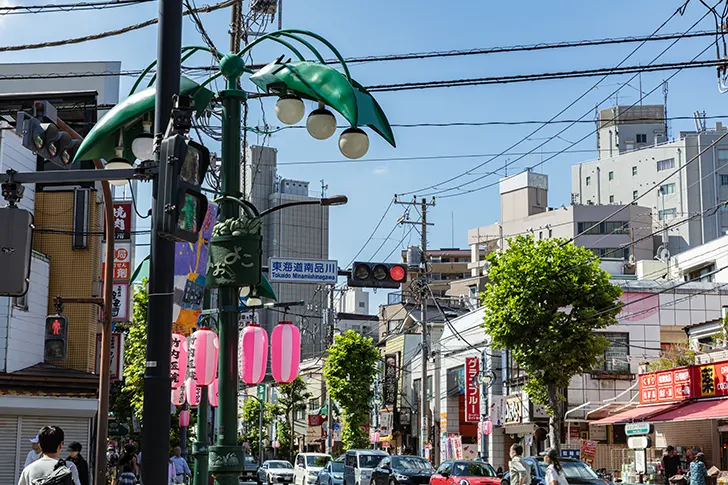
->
[241, 454, 260, 482]
[372, 456, 435, 485]
[501, 457, 611, 485]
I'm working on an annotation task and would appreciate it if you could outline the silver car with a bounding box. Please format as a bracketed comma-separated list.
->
[317, 461, 345, 485]
[259, 460, 295, 485]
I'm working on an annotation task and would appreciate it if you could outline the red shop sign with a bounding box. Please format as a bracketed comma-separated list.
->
[465, 357, 480, 422]
[638, 366, 694, 404]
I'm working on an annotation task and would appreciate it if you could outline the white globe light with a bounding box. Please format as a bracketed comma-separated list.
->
[275, 96, 305, 125]
[105, 158, 133, 186]
[338, 128, 369, 159]
[131, 134, 154, 161]
[306, 108, 337, 140]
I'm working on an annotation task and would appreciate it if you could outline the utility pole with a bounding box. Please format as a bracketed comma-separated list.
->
[373, 372, 380, 450]
[326, 284, 335, 454]
[479, 347, 488, 462]
[142, 0, 182, 482]
[394, 196, 435, 459]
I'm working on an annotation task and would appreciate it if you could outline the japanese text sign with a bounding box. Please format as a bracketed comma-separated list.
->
[465, 357, 480, 422]
[697, 362, 728, 397]
[638, 366, 693, 404]
[105, 202, 132, 241]
[111, 282, 130, 322]
[95, 333, 122, 380]
[383, 353, 399, 405]
[269, 257, 338, 284]
[103, 242, 132, 282]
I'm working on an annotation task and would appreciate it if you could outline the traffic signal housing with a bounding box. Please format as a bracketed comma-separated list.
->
[155, 134, 210, 243]
[16, 110, 79, 169]
[348, 262, 408, 289]
[44, 315, 68, 361]
[0, 207, 34, 297]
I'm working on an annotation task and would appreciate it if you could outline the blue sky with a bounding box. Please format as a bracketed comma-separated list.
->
[1, 0, 726, 308]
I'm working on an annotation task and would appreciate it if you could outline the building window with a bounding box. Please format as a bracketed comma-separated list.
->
[296, 407, 306, 420]
[633, 190, 638, 200]
[589, 247, 630, 260]
[468, 286, 478, 299]
[585, 176, 591, 186]
[13, 294, 28, 311]
[609, 195, 615, 203]
[632, 166, 637, 176]
[601, 332, 630, 373]
[608, 171, 614, 181]
[659, 183, 676, 195]
[658, 208, 677, 220]
[577, 221, 629, 235]
[358, 302, 365, 308]
[548, 229, 553, 238]
[657, 158, 675, 171]
[308, 398, 319, 414]
[719, 148, 728, 161]
[686, 264, 716, 282]
[636, 134, 647, 143]
[721, 175, 728, 186]
[539, 231, 543, 240]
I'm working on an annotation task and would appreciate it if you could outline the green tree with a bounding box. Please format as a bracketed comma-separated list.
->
[120, 282, 149, 418]
[240, 398, 279, 458]
[482, 236, 622, 450]
[324, 330, 379, 449]
[276, 377, 310, 460]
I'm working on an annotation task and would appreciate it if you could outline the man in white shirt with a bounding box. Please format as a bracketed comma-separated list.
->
[23, 436, 42, 469]
[17, 425, 81, 485]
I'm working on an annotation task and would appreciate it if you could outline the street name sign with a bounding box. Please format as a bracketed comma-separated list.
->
[625, 422, 653, 436]
[269, 257, 338, 284]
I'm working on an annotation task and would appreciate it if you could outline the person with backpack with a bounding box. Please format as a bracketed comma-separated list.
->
[17, 425, 81, 485]
[117, 462, 138, 485]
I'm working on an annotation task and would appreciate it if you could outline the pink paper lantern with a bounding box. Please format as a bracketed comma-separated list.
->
[179, 409, 190, 427]
[270, 321, 301, 383]
[171, 381, 185, 407]
[185, 377, 201, 407]
[170, 332, 188, 390]
[373, 431, 381, 443]
[189, 328, 218, 387]
[240, 324, 269, 385]
[209, 378, 219, 408]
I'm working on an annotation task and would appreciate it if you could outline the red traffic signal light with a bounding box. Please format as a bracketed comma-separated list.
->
[44, 314, 68, 361]
[348, 262, 408, 289]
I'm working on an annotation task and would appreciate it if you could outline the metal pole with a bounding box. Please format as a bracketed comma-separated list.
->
[327, 285, 335, 454]
[420, 198, 429, 460]
[479, 347, 488, 462]
[141, 0, 183, 481]
[433, 349, 441, 466]
[211, 54, 247, 485]
[181, 403, 189, 458]
[259, 394, 265, 465]
[193, 290, 211, 485]
[373, 374, 380, 451]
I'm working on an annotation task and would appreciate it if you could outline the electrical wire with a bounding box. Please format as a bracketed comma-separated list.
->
[0, 0, 153, 15]
[344, 200, 393, 269]
[128, 183, 150, 219]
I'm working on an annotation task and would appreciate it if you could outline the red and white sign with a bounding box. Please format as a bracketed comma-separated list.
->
[95, 333, 123, 380]
[482, 420, 493, 436]
[105, 202, 132, 241]
[103, 242, 132, 282]
[639, 366, 693, 404]
[110, 282, 130, 322]
[465, 357, 480, 422]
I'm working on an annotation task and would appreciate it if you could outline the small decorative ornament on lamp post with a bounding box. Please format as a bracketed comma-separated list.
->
[240, 323, 268, 385]
[185, 377, 201, 407]
[189, 328, 219, 387]
[170, 332, 188, 390]
[270, 321, 301, 383]
[179, 409, 191, 427]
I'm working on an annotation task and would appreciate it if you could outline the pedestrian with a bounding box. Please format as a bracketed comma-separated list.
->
[17, 425, 81, 485]
[170, 446, 191, 484]
[107, 444, 119, 485]
[543, 448, 568, 485]
[24, 435, 42, 469]
[509, 444, 531, 485]
[168, 458, 177, 484]
[67, 442, 89, 485]
[117, 462, 138, 485]
[662, 446, 681, 485]
[690, 453, 708, 485]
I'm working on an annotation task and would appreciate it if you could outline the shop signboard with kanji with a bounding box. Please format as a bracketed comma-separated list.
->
[103, 243, 132, 282]
[638, 366, 693, 404]
[111, 282, 130, 322]
[95, 333, 123, 380]
[104, 202, 132, 241]
[697, 361, 728, 397]
[464, 357, 480, 422]
[383, 353, 399, 405]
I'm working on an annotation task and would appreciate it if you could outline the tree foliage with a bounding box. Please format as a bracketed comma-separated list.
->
[324, 330, 379, 449]
[121, 282, 149, 419]
[275, 377, 310, 460]
[645, 343, 696, 372]
[482, 236, 622, 449]
[240, 398, 279, 458]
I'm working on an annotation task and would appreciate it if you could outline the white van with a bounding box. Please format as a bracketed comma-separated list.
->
[343, 450, 388, 485]
[294, 453, 333, 485]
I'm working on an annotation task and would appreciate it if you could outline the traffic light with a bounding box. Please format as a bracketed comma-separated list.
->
[347, 262, 408, 289]
[44, 315, 68, 361]
[0, 207, 34, 297]
[16, 107, 79, 169]
[156, 133, 210, 243]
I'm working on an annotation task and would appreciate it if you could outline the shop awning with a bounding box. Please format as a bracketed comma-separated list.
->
[592, 403, 680, 424]
[651, 398, 728, 422]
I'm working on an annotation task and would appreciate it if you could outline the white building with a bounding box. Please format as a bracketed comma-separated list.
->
[337, 287, 369, 315]
[572, 105, 728, 254]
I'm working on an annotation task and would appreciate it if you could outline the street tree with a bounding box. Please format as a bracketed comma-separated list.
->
[482, 236, 622, 450]
[120, 282, 149, 418]
[276, 377, 310, 459]
[240, 398, 279, 458]
[324, 330, 380, 449]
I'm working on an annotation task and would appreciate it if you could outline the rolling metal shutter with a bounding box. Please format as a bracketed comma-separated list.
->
[0, 415, 20, 485]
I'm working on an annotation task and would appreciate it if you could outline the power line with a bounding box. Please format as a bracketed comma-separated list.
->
[0, 0, 236, 53]
[0, 0, 153, 15]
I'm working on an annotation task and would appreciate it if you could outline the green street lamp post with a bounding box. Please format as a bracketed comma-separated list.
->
[73, 28, 395, 485]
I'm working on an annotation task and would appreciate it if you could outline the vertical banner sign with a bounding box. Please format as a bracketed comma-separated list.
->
[95, 333, 122, 380]
[111, 282, 130, 322]
[173, 204, 217, 335]
[465, 357, 480, 422]
[103, 243, 132, 281]
[383, 353, 399, 405]
[104, 202, 132, 241]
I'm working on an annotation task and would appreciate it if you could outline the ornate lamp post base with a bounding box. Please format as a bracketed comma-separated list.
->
[209, 446, 247, 485]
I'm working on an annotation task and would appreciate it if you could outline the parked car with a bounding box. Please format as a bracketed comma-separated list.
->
[294, 453, 333, 485]
[500, 457, 611, 485]
[318, 460, 345, 485]
[371, 455, 435, 485]
[343, 449, 389, 485]
[430, 460, 500, 485]
[259, 460, 295, 485]
[241, 454, 260, 482]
